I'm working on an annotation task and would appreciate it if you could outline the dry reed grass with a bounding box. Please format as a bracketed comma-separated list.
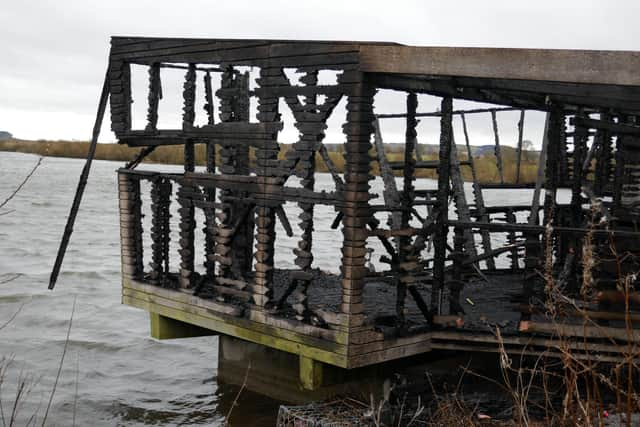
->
[0, 139, 538, 184]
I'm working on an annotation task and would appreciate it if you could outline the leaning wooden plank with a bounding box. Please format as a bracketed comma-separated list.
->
[49, 70, 110, 290]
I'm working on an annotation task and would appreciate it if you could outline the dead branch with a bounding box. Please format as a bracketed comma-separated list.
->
[0, 157, 43, 212]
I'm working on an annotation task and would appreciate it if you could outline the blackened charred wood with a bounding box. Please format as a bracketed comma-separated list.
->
[204, 71, 215, 125]
[432, 97, 453, 314]
[50, 71, 110, 290]
[491, 110, 505, 184]
[460, 113, 494, 269]
[145, 63, 161, 131]
[125, 145, 157, 170]
[515, 110, 525, 183]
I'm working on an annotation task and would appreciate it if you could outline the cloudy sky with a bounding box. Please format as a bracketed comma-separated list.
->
[1, 1, 639, 147]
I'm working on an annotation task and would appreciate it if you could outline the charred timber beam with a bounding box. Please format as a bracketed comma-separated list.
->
[515, 110, 525, 183]
[369, 73, 640, 113]
[460, 113, 494, 269]
[368, 74, 545, 111]
[204, 140, 216, 279]
[124, 146, 157, 170]
[359, 45, 640, 87]
[571, 116, 640, 136]
[446, 219, 640, 238]
[490, 110, 505, 184]
[376, 106, 519, 119]
[432, 96, 453, 314]
[396, 93, 418, 323]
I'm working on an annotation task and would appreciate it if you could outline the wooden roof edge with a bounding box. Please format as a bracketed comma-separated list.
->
[109, 35, 403, 47]
[359, 45, 640, 87]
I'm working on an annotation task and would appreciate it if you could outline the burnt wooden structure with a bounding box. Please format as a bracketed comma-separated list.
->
[68, 37, 640, 390]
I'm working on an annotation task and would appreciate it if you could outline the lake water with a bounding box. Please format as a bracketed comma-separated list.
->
[0, 151, 551, 426]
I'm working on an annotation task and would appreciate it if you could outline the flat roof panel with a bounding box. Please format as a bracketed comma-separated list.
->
[359, 45, 640, 87]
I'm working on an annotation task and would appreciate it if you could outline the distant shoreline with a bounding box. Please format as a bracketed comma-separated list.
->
[0, 139, 538, 183]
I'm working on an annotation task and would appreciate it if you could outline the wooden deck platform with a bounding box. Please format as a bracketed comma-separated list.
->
[122, 270, 640, 371]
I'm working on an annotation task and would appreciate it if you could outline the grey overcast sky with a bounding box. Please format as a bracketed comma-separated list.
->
[1, 1, 639, 146]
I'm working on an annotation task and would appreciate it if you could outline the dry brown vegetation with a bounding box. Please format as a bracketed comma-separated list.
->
[0, 139, 539, 184]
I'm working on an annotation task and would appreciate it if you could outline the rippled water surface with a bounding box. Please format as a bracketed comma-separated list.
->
[0, 152, 552, 426]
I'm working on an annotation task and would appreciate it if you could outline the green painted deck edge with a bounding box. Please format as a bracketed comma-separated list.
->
[122, 288, 349, 368]
[299, 355, 324, 391]
[150, 312, 217, 339]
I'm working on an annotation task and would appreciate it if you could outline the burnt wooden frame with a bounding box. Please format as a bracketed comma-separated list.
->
[112, 37, 640, 368]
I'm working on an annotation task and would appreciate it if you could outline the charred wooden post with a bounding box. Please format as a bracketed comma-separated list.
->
[449, 133, 477, 261]
[490, 110, 505, 184]
[567, 109, 588, 291]
[213, 67, 237, 281]
[395, 92, 419, 324]
[613, 114, 631, 208]
[145, 63, 161, 131]
[505, 207, 518, 270]
[109, 60, 131, 134]
[515, 110, 525, 184]
[178, 64, 197, 289]
[149, 177, 172, 285]
[432, 97, 453, 314]
[230, 72, 254, 276]
[203, 71, 215, 126]
[450, 226, 465, 315]
[593, 111, 613, 195]
[252, 66, 281, 309]
[203, 142, 216, 281]
[119, 173, 144, 281]
[460, 113, 495, 269]
[340, 73, 375, 330]
[291, 70, 320, 319]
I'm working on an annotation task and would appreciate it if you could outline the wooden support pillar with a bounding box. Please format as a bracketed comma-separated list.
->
[252, 66, 282, 309]
[231, 72, 254, 275]
[299, 356, 323, 391]
[150, 312, 215, 340]
[568, 110, 588, 291]
[340, 72, 375, 330]
[542, 108, 564, 234]
[292, 70, 319, 320]
[149, 177, 172, 285]
[396, 93, 418, 323]
[432, 97, 453, 314]
[178, 64, 197, 289]
[203, 141, 216, 280]
[119, 173, 144, 281]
